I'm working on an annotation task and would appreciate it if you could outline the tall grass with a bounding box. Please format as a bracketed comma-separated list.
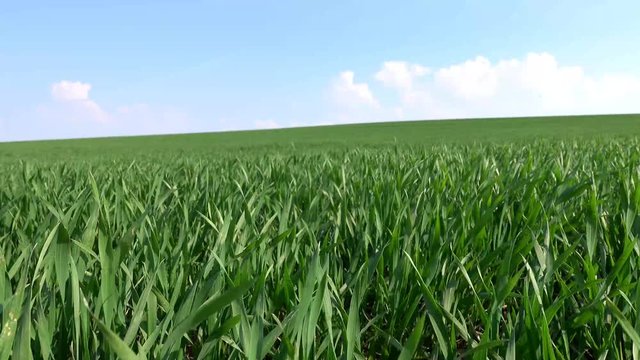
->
[1, 139, 640, 358]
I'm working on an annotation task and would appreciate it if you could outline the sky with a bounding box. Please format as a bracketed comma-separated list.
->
[1, 0, 640, 141]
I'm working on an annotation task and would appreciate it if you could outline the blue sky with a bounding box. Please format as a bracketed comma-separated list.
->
[1, 1, 640, 141]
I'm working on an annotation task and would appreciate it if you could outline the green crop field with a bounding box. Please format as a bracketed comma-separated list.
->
[2, 114, 640, 160]
[2, 114, 640, 359]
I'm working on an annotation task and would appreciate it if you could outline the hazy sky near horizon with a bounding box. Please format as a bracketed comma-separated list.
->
[1, 1, 640, 141]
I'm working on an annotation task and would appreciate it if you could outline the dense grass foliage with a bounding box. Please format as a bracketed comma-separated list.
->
[2, 138, 640, 359]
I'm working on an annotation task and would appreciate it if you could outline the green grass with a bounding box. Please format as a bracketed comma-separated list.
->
[1, 114, 640, 359]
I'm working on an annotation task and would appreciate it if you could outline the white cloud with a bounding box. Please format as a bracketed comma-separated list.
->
[331, 71, 379, 108]
[431, 52, 640, 116]
[332, 52, 640, 123]
[51, 80, 92, 101]
[37, 98, 110, 124]
[434, 56, 498, 100]
[0, 81, 199, 140]
[48, 80, 110, 123]
[375, 61, 430, 91]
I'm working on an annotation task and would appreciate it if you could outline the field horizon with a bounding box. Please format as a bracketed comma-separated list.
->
[1, 113, 640, 159]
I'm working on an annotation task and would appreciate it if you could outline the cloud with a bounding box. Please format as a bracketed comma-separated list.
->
[51, 80, 92, 101]
[375, 61, 430, 91]
[331, 71, 379, 108]
[434, 56, 498, 100]
[334, 52, 640, 123]
[430, 52, 640, 116]
[48, 80, 110, 123]
[0, 81, 198, 141]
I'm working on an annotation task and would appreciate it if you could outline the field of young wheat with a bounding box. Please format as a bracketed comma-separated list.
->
[2, 136, 640, 358]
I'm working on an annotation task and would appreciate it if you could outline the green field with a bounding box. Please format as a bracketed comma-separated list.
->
[2, 114, 640, 359]
[2, 114, 640, 159]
